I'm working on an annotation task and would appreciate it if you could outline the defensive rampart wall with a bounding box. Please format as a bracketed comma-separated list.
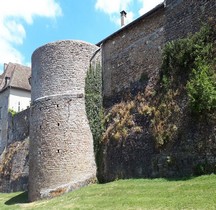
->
[29, 40, 98, 201]
[101, 0, 216, 101]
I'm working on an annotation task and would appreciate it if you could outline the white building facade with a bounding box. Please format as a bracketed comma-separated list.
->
[0, 63, 31, 154]
[9, 89, 31, 112]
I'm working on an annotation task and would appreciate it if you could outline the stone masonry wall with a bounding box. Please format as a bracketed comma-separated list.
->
[0, 108, 29, 193]
[101, 0, 216, 101]
[0, 89, 10, 154]
[29, 40, 98, 201]
[0, 139, 29, 193]
[8, 108, 29, 145]
[102, 5, 165, 100]
[165, 0, 216, 42]
[99, 0, 216, 181]
[99, 114, 216, 182]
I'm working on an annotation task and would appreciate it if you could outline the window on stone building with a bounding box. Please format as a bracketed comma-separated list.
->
[18, 102, 20, 112]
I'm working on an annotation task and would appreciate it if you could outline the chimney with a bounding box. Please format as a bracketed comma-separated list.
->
[3, 76, 10, 88]
[120, 10, 127, 27]
[28, 76, 31, 86]
[4, 63, 8, 71]
[5, 76, 10, 83]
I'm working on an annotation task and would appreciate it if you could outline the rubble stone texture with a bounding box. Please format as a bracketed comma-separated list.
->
[29, 40, 98, 201]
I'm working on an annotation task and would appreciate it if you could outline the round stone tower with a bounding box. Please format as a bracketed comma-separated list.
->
[29, 40, 98, 201]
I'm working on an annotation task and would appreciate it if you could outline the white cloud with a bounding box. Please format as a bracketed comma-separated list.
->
[138, 0, 163, 16]
[95, 0, 164, 26]
[95, 0, 133, 14]
[0, 39, 24, 64]
[0, 0, 62, 71]
[95, 0, 134, 26]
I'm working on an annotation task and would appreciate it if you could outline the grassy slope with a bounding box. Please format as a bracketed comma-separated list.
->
[0, 174, 216, 210]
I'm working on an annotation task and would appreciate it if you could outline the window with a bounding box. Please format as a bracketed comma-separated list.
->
[18, 102, 20, 112]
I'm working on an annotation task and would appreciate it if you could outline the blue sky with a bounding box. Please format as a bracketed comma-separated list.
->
[0, 0, 163, 73]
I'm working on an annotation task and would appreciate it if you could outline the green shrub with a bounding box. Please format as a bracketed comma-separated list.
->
[187, 61, 216, 113]
[8, 108, 17, 117]
[152, 23, 216, 147]
[161, 24, 216, 113]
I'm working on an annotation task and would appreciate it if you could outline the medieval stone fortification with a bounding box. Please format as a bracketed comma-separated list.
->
[101, 0, 216, 102]
[0, 0, 215, 201]
[98, 0, 216, 181]
[29, 40, 98, 201]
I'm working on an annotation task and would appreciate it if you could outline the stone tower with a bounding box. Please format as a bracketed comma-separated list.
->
[29, 40, 98, 201]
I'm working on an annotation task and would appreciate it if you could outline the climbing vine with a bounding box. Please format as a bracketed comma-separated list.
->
[85, 62, 104, 156]
[102, 23, 216, 150]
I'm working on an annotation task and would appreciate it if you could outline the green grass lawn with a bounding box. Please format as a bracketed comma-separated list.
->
[0, 174, 215, 210]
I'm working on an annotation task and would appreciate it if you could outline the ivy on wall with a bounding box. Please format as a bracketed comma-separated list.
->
[161, 23, 216, 114]
[85, 62, 104, 156]
[149, 22, 216, 147]
[101, 22, 216, 150]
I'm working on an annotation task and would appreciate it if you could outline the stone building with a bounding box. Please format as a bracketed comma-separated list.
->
[98, 3, 165, 101]
[98, 0, 216, 104]
[0, 63, 31, 154]
[97, 0, 216, 181]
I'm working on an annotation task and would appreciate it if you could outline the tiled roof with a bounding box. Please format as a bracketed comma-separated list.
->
[0, 62, 31, 92]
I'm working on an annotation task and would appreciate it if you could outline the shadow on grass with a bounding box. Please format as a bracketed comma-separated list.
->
[5, 191, 29, 205]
